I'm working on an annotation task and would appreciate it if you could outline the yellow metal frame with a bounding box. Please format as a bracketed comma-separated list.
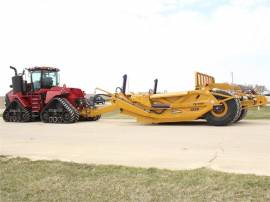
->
[80, 72, 268, 124]
[195, 72, 215, 89]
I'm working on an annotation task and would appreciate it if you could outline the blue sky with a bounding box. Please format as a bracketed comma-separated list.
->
[0, 0, 269, 94]
[163, 0, 270, 12]
[161, 0, 232, 15]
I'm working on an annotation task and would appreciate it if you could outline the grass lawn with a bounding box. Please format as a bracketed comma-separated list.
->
[0, 156, 270, 202]
[246, 106, 270, 120]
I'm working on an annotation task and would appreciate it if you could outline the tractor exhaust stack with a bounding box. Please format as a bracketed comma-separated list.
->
[10, 66, 18, 76]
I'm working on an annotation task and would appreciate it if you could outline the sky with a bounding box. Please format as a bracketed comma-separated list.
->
[0, 0, 269, 95]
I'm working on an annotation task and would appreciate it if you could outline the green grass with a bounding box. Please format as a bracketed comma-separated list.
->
[246, 106, 270, 120]
[0, 156, 270, 202]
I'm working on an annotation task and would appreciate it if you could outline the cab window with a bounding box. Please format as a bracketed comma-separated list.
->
[32, 71, 41, 90]
[42, 71, 59, 88]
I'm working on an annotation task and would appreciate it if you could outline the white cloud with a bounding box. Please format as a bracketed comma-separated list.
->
[0, 0, 269, 95]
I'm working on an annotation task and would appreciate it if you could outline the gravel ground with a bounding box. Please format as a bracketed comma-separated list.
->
[0, 119, 270, 176]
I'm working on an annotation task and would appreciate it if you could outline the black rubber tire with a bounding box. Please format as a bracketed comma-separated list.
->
[205, 91, 241, 126]
[232, 99, 242, 123]
[234, 109, 248, 123]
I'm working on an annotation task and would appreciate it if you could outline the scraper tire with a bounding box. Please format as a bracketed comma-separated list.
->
[205, 91, 241, 126]
[234, 109, 248, 123]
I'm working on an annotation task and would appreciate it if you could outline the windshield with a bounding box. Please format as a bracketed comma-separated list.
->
[31, 70, 60, 90]
[42, 71, 59, 87]
[32, 71, 42, 90]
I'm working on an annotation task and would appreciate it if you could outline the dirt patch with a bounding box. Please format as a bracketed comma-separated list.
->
[0, 96, 4, 109]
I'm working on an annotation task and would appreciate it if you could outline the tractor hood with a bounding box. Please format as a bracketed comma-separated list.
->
[45, 86, 86, 105]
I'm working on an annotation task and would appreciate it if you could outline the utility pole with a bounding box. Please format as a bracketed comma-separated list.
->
[231, 72, 234, 84]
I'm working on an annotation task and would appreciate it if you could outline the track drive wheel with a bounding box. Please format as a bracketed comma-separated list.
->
[3, 100, 31, 122]
[40, 97, 80, 124]
[205, 91, 241, 126]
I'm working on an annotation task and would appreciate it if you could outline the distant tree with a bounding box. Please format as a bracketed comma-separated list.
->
[238, 84, 268, 94]
[238, 84, 253, 91]
[254, 85, 268, 93]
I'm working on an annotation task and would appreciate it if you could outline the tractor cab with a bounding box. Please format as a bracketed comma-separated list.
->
[9, 66, 60, 94]
[27, 67, 60, 91]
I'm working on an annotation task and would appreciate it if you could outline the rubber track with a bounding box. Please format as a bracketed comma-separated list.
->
[40, 97, 79, 123]
[55, 97, 80, 122]
[3, 100, 31, 122]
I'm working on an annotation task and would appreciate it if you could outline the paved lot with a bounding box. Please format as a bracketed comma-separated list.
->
[0, 119, 270, 176]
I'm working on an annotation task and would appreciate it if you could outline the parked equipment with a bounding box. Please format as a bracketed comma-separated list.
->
[4, 67, 267, 126]
[80, 72, 268, 126]
[93, 95, 106, 105]
[3, 66, 100, 123]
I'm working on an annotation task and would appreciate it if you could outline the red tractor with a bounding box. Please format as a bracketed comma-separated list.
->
[3, 66, 97, 123]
